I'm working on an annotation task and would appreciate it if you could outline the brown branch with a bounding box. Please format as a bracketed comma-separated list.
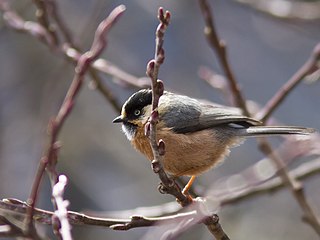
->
[45, 0, 73, 44]
[204, 215, 230, 240]
[198, 0, 320, 236]
[0, 1, 54, 46]
[63, 46, 150, 89]
[0, 199, 199, 231]
[235, 0, 320, 20]
[25, 5, 126, 236]
[216, 157, 320, 206]
[258, 139, 320, 235]
[258, 43, 320, 122]
[32, 0, 59, 46]
[0, 0, 146, 108]
[198, 0, 250, 116]
[145, 7, 192, 208]
[144, 7, 230, 240]
[1, 156, 319, 233]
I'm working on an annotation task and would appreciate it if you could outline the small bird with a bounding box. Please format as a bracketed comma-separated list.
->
[113, 89, 315, 194]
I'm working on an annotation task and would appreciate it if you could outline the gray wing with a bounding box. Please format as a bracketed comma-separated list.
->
[159, 92, 261, 134]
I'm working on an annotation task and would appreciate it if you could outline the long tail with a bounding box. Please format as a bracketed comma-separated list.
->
[239, 126, 315, 137]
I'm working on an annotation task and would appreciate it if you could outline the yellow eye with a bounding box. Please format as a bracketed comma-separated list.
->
[134, 109, 141, 116]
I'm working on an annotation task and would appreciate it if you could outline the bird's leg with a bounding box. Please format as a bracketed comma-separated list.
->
[182, 175, 196, 196]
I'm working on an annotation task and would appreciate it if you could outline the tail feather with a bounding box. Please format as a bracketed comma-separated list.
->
[239, 126, 315, 137]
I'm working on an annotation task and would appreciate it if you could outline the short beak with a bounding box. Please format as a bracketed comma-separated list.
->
[113, 115, 124, 123]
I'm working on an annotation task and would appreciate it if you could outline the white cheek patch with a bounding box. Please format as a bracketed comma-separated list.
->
[122, 124, 134, 141]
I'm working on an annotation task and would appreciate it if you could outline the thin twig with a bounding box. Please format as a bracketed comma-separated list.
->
[145, 7, 192, 207]
[25, 4, 126, 236]
[258, 43, 320, 122]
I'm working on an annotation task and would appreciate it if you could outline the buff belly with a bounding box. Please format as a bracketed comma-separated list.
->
[131, 126, 239, 177]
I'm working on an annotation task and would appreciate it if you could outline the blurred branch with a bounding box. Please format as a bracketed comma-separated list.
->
[52, 175, 72, 240]
[92, 138, 320, 218]
[45, 0, 73, 44]
[209, 132, 320, 204]
[0, 199, 199, 231]
[258, 138, 320, 235]
[25, 5, 126, 237]
[234, 0, 320, 20]
[63, 45, 150, 90]
[198, 0, 250, 116]
[1, 156, 319, 232]
[32, 0, 59, 46]
[217, 157, 320, 205]
[0, 0, 54, 46]
[257, 43, 320, 122]
[198, 66, 233, 105]
[198, 0, 320, 236]
[0, 0, 148, 107]
[0, 216, 25, 238]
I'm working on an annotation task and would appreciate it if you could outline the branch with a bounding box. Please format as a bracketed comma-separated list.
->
[1, 156, 319, 234]
[235, 0, 320, 20]
[257, 43, 320, 122]
[0, 199, 198, 231]
[143, 7, 231, 240]
[63, 45, 150, 89]
[258, 138, 320, 235]
[198, 0, 250, 116]
[0, 1, 54, 46]
[0, 1, 147, 106]
[144, 8, 192, 207]
[25, 4, 126, 235]
[198, 0, 320, 236]
[52, 175, 72, 240]
[216, 157, 320, 206]
[32, 0, 59, 46]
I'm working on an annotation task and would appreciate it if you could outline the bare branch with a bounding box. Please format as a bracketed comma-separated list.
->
[258, 43, 320, 122]
[0, 1, 146, 101]
[198, 0, 320, 236]
[32, 0, 59, 46]
[25, 5, 126, 235]
[0, 199, 199, 231]
[216, 157, 320, 206]
[198, 0, 250, 116]
[52, 175, 72, 240]
[144, 8, 193, 208]
[0, 1, 54, 46]
[258, 138, 320, 235]
[235, 0, 320, 20]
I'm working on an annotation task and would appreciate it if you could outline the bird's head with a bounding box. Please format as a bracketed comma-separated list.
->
[113, 89, 153, 140]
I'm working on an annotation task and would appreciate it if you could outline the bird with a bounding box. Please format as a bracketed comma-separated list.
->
[113, 89, 315, 195]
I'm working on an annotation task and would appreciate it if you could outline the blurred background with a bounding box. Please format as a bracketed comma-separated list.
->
[1, 0, 320, 239]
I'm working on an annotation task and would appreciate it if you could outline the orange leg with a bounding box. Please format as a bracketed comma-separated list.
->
[182, 175, 196, 195]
